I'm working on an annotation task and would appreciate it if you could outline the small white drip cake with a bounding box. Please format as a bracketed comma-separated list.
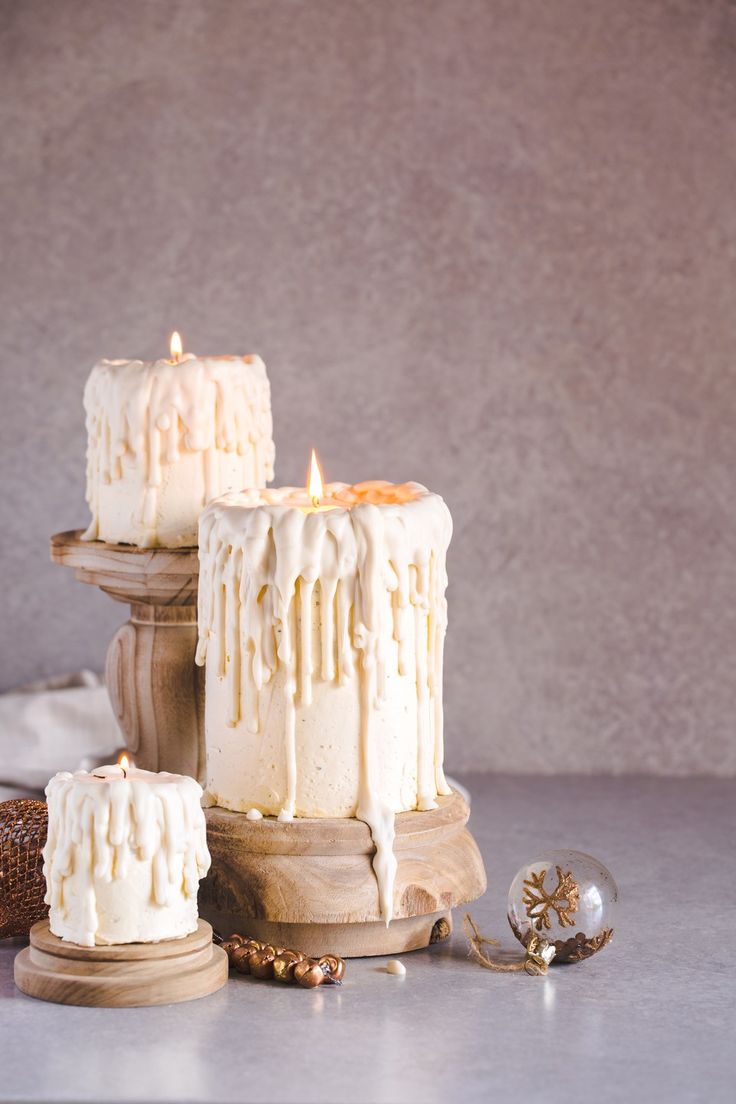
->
[196, 480, 453, 922]
[43, 764, 211, 947]
[82, 352, 275, 547]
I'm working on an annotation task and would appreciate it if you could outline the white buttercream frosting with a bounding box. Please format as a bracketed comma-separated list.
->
[43, 765, 211, 946]
[196, 481, 453, 923]
[82, 354, 275, 547]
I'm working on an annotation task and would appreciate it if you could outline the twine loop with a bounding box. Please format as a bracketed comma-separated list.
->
[463, 913, 556, 976]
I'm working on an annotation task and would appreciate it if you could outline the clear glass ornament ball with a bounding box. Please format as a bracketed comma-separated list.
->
[507, 850, 618, 963]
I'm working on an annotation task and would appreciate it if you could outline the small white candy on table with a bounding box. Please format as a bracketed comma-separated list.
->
[386, 959, 406, 976]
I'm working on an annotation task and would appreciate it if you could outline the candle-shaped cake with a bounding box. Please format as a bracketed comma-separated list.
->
[82, 335, 275, 547]
[43, 761, 211, 946]
[196, 469, 453, 922]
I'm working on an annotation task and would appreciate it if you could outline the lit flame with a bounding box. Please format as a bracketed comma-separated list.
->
[170, 331, 183, 362]
[118, 752, 132, 776]
[308, 449, 324, 508]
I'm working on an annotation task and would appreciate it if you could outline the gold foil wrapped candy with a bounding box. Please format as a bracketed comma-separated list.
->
[293, 959, 326, 989]
[220, 936, 244, 958]
[273, 950, 304, 982]
[249, 949, 276, 979]
[219, 934, 345, 988]
[231, 944, 257, 974]
[318, 954, 345, 982]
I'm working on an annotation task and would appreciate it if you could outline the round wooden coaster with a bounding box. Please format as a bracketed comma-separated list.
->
[14, 919, 228, 1007]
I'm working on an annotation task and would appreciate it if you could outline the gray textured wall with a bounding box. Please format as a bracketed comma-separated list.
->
[2, 0, 735, 774]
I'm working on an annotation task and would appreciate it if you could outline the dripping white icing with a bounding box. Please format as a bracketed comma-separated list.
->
[196, 481, 453, 923]
[82, 354, 275, 547]
[43, 765, 211, 947]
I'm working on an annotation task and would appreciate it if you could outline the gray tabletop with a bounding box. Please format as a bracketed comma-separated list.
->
[1, 774, 733, 1104]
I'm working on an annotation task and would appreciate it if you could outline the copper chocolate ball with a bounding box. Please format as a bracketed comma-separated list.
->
[220, 938, 244, 961]
[273, 950, 303, 983]
[231, 945, 257, 974]
[318, 954, 345, 982]
[294, 959, 325, 989]
[249, 950, 276, 979]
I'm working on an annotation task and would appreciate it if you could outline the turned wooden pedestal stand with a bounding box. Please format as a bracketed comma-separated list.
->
[50, 529, 487, 959]
[50, 531, 204, 782]
[201, 790, 486, 958]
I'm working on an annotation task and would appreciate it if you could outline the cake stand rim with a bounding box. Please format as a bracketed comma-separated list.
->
[204, 788, 471, 856]
[49, 529, 200, 605]
[51, 529, 200, 561]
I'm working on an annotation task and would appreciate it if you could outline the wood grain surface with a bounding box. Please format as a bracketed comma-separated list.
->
[201, 791, 487, 957]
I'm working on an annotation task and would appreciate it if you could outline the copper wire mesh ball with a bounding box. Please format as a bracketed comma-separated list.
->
[0, 799, 49, 938]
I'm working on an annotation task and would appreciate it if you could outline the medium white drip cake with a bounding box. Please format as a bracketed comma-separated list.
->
[82, 351, 275, 547]
[196, 480, 454, 923]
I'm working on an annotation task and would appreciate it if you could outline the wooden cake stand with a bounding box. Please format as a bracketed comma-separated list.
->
[50, 531, 204, 782]
[14, 919, 228, 1007]
[200, 789, 486, 957]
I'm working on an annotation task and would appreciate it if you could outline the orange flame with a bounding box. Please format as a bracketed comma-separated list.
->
[170, 331, 183, 362]
[308, 449, 324, 507]
[118, 753, 132, 774]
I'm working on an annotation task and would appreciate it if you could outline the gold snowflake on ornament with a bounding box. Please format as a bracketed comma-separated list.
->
[522, 865, 580, 931]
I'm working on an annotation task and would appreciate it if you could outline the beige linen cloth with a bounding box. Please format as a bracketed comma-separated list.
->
[0, 671, 121, 800]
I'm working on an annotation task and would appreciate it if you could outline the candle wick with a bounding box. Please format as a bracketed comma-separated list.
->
[311, 495, 320, 509]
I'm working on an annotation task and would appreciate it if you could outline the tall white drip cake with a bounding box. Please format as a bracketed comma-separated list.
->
[196, 480, 453, 922]
[43, 765, 211, 947]
[82, 353, 275, 547]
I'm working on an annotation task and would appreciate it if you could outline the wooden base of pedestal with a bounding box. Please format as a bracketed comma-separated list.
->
[14, 920, 228, 1007]
[200, 790, 486, 958]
